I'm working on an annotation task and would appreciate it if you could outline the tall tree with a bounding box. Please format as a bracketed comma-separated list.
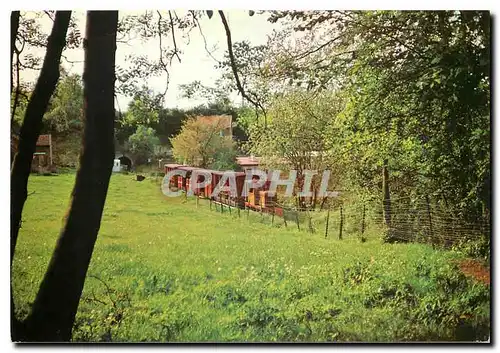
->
[43, 72, 85, 134]
[11, 11, 20, 93]
[218, 11, 268, 124]
[128, 125, 160, 165]
[270, 10, 490, 220]
[10, 11, 71, 265]
[21, 10, 119, 341]
[171, 116, 235, 168]
[247, 90, 344, 208]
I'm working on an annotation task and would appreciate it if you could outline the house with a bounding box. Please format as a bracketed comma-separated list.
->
[236, 155, 260, 172]
[197, 115, 233, 139]
[32, 134, 53, 172]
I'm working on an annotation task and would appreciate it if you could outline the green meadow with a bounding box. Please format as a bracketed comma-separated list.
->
[12, 173, 490, 342]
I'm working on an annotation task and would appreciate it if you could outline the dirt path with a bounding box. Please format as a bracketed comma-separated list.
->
[458, 258, 490, 286]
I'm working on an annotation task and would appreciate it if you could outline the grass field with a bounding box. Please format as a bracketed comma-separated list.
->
[12, 173, 490, 342]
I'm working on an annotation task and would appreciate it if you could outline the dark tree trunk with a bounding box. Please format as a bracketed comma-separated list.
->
[10, 11, 71, 264]
[10, 10, 71, 343]
[11, 11, 20, 93]
[21, 11, 118, 342]
[295, 171, 306, 210]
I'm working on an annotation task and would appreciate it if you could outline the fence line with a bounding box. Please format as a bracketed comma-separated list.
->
[189, 192, 490, 249]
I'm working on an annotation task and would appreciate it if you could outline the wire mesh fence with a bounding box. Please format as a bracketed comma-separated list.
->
[191, 193, 490, 249]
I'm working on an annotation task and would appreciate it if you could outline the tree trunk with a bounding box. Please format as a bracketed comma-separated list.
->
[312, 185, 318, 209]
[296, 170, 306, 210]
[10, 10, 71, 343]
[11, 11, 20, 93]
[21, 11, 118, 342]
[10, 11, 71, 264]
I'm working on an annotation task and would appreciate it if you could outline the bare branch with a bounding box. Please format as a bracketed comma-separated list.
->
[116, 39, 133, 46]
[83, 291, 108, 306]
[218, 10, 267, 123]
[293, 34, 343, 61]
[156, 11, 172, 102]
[192, 12, 220, 64]
[44, 10, 55, 22]
[61, 54, 83, 64]
[116, 29, 138, 44]
[168, 11, 181, 64]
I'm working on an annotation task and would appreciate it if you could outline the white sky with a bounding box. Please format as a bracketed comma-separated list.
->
[20, 10, 280, 110]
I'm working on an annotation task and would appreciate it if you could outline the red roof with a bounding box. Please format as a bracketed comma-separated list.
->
[165, 163, 183, 169]
[236, 156, 260, 166]
[177, 166, 199, 171]
[36, 134, 51, 146]
[197, 115, 232, 130]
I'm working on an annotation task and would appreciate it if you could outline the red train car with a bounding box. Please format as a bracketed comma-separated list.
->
[201, 170, 220, 199]
[204, 170, 246, 207]
[190, 168, 213, 196]
[177, 166, 199, 192]
[164, 163, 183, 187]
[164, 163, 286, 217]
[244, 170, 277, 211]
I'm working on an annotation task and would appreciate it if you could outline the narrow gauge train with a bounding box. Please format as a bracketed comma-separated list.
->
[164, 164, 283, 216]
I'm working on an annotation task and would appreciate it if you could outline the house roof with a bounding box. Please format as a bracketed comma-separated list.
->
[36, 134, 52, 146]
[196, 115, 232, 130]
[236, 156, 260, 167]
[177, 166, 200, 171]
[165, 163, 183, 169]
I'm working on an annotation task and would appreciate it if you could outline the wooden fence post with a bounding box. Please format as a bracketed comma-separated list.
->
[361, 203, 366, 235]
[339, 205, 343, 240]
[295, 211, 300, 231]
[325, 207, 330, 238]
[271, 205, 275, 225]
[425, 195, 434, 242]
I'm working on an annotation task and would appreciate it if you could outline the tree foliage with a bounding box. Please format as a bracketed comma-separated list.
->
[267, 10, 490, 220]
[128, 125, 160, 164]
[43, 71, 84, 133]
[170, 117, 236, 168]
[247, 90, 345, 208]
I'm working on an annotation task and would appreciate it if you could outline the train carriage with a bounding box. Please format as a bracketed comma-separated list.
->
[163, 164, 283, 215]
[164, 164, 183, 187]
[176, 166, 199, 192]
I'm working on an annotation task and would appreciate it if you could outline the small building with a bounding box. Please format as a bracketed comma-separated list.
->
[236, 155, 260, 172]
[32, 134, 53, 172]
[112, 159, 121, 172]
[197, 115, 233, 139]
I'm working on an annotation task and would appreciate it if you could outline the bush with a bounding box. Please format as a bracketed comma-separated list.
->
[453, 237, 490, 261]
